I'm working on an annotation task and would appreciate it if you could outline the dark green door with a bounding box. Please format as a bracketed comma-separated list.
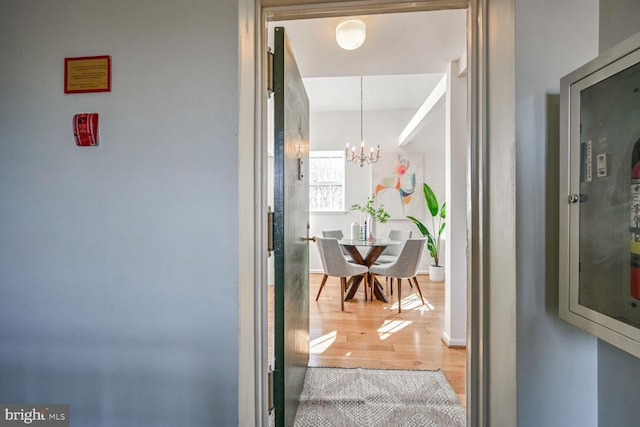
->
[272, 26, 310, 427]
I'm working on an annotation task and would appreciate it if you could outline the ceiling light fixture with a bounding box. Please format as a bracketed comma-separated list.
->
[346, 76, 380, 167]
[336, 19, 366, 51]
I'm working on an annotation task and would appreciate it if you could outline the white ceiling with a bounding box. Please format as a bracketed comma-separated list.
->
[270, 9, 467, 112]
[303, 74, 444, 112]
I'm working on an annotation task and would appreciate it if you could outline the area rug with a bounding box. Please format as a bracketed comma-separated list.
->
[292, 366, 465, 427]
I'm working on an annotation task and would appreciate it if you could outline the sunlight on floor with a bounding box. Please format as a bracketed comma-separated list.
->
[388, 293, 435, 312]
[310, 330, 337, 354]
[377, 319, 413, 340]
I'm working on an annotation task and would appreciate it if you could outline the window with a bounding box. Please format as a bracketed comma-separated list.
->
[309, 151, 345, 212]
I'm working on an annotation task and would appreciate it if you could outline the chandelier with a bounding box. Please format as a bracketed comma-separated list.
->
[345, 76, 380, 167]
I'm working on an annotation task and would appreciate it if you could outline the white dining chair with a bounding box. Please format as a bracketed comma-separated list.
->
[315, 237, 369, 311]
[321, 229, 353, 261]
[376, 229, 412, 295]
[368, 238, 426, 313]
[376, 229, 412, 263]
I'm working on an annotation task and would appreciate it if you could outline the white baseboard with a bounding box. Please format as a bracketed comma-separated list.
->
[441, 332, 467, 348]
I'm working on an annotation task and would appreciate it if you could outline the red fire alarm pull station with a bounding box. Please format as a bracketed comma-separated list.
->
[73, 113, 99, 146]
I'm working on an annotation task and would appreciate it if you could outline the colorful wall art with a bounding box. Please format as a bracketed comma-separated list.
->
[372, 151, 424, 219]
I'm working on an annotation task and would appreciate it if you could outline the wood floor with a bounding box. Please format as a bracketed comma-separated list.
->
[268, 273, 467, 407]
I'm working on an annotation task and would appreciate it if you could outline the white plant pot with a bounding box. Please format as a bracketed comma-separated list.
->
[429, 265, 445, 282]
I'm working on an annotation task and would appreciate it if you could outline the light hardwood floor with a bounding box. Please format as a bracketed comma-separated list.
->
[269, 272, 466, 406]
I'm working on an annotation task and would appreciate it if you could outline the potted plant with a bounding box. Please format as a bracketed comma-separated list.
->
[407, 183, 446, 282]
[350, 194, 390, 240]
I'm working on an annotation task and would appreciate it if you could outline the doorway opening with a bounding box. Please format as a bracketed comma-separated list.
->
[265, 5, 469, 415]
[239, 0, 519, 425]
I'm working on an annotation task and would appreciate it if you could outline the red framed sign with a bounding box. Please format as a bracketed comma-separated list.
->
[64, 55, 111, 94]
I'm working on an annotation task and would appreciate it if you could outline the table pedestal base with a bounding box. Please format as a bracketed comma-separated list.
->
[344, 275, 389, 303]
[341, 244, 390, 303]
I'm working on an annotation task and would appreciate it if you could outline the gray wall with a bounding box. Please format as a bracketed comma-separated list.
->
[599, 0, 640, 52]
[598, 1, 640, 425]
[598, 340, 640, 426]
[515, 0, 600, 425]
[0, 1, 239, 425]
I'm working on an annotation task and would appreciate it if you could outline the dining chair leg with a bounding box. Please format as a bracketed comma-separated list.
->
[364, 273, 368, 301]
[387, 277, 406, 293]
[362, 273, 369, 302]
[315, 274, 329, 301]
[412, 276, 425, 305]
[368, 273, 375, 302]
[397, 278, 402, 313]
[340, 277, 346, 311]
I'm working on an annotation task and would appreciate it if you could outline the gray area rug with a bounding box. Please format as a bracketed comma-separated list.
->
[290, 366, 465, 427]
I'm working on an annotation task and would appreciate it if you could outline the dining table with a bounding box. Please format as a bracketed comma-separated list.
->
[338, 238, 401, 303]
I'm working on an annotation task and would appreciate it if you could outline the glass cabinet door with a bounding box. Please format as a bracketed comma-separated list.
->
[560, 33, 640, 357]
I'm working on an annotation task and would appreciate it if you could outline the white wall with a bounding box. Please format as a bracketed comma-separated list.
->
[308, 104, 446, 273]
[0, 1, 239, 425]
[515, 0, 599, 425]
[444, 61, 468, 346]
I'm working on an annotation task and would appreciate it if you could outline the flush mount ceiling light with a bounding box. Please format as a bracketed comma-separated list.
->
[336, 19, 366, 51]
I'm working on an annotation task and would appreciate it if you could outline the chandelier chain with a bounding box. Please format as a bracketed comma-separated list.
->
[346, 76, 380, 167]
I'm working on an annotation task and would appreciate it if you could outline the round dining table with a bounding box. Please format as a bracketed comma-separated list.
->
[338, 238, 401, 303]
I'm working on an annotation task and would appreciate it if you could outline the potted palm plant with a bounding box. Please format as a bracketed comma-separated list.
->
[407, 183, 446, 282]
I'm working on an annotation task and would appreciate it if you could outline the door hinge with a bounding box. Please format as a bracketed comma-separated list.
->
[267, 206, 274, 257]
[267, 366, 274, 414]
[267, 48, 274, 96]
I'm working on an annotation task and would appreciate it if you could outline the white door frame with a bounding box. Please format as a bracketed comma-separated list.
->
[237, 1, 517, 426]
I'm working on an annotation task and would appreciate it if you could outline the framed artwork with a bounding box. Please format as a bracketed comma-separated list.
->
[371, 151, 423, 219]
